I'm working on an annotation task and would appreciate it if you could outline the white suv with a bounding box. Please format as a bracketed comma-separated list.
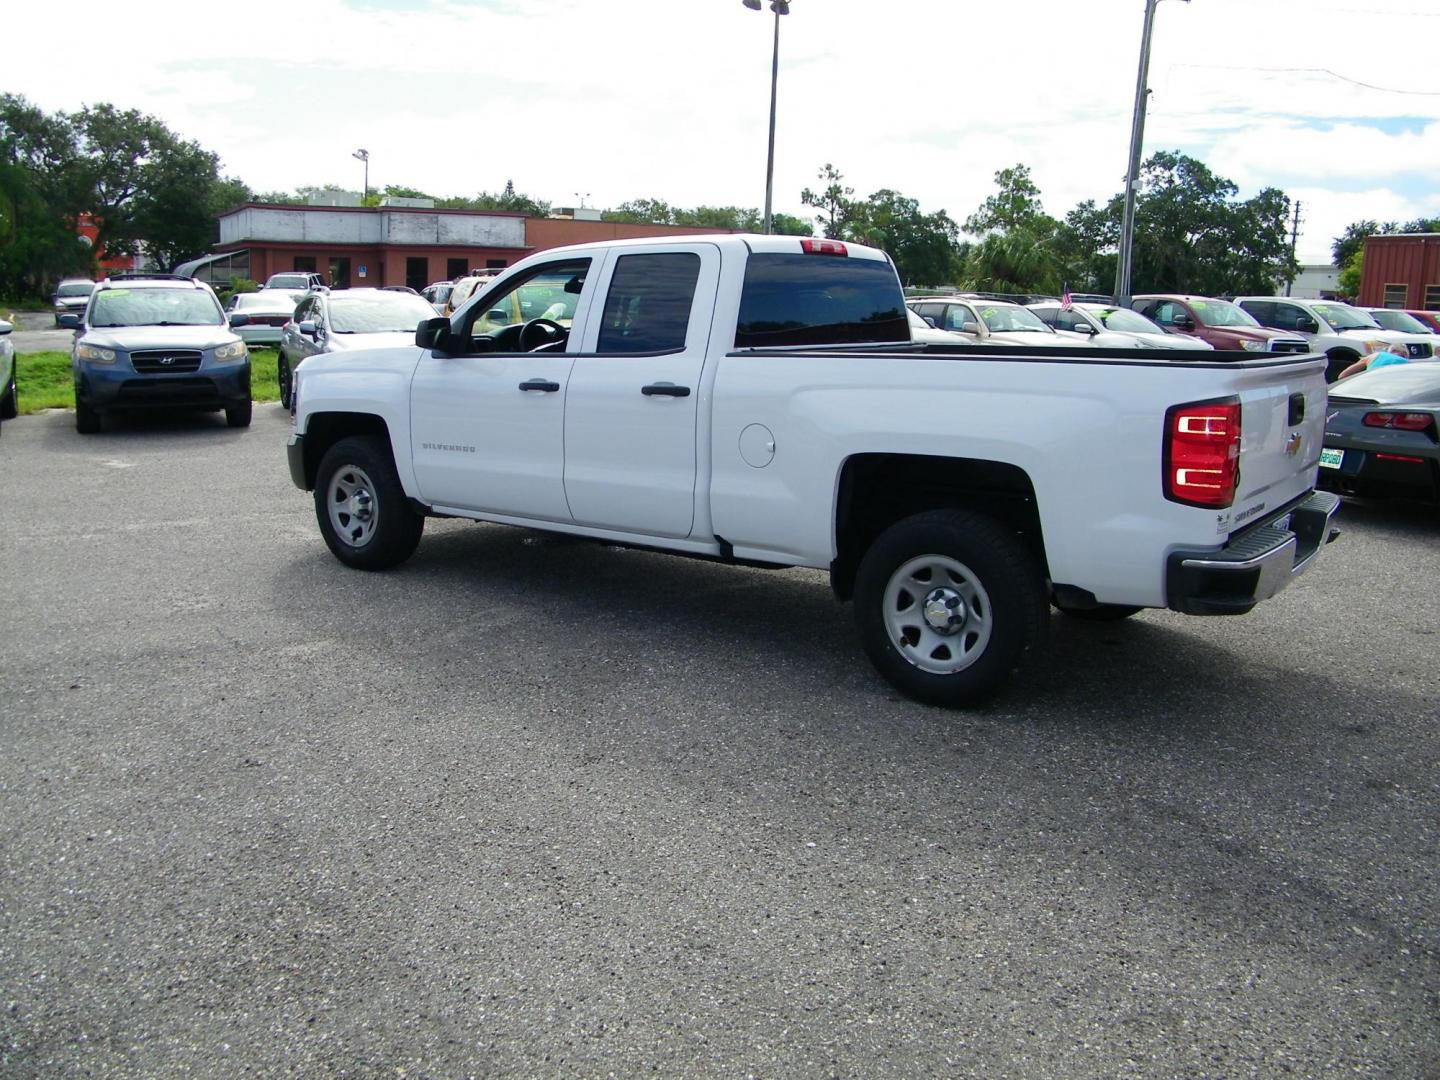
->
[1233, 297, 1433, 381]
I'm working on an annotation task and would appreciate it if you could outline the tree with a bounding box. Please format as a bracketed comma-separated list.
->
[963, 164, 1051, 236]
[603, 198, 676, 225]
[1338, 250, 1363, 298]
[846, 189, 962, 286]
[1332, 216, 1440, 269]
[962, 229, 1063, 295]
[800, 163, 854, 239]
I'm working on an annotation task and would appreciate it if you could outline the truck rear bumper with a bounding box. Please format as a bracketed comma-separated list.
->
[1166, 490, 1341, 615]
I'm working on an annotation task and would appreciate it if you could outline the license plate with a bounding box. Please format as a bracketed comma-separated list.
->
[1319, 447, 1344, 470]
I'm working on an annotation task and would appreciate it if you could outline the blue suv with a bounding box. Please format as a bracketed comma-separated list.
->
[62, 274, 253, 434]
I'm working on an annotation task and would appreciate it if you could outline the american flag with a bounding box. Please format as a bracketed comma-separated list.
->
[1060, 284, 1073, 312]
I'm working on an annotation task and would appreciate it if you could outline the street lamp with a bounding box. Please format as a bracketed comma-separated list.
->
[742, 0, 790, 234]
[352, 148, 370, 201]
[1113, 0, 1189, 303]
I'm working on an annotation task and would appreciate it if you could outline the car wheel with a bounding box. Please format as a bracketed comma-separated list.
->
[1325, 348, 1359, 383]
[0, 371, 16, 420]
[854, 508, 1047, 707]
[314, 435, 424, 570]
[278, 354, 292, 410]
[1053, 600, 1143, 621]
[226, 400, 252, 428]
[75, 398, 101, 434]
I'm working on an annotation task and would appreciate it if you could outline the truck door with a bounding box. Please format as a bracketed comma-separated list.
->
[562, 244, 720, 538]
[409, 257, 595, 521]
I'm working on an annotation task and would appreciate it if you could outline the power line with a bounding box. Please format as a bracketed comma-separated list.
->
[1172, 63, 1440, 95]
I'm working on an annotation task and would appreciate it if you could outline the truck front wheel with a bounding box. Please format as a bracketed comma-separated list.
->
[854, 509, 1046, 706]
[314, 435, 424, 570]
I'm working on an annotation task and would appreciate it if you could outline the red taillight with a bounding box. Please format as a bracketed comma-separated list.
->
[1362, 411, 1431, 431]
[1164, 397, 1241, 508]
[800, 239, 848, 257]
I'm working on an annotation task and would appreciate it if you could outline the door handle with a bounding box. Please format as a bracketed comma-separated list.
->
[518, 379, 560, 393]
[641, 383, 691, 397]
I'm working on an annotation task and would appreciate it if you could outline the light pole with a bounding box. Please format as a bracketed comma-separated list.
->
[743, 0, 790, 234]
[353, 148, 370, 201]
[1113, 0, 1188, 303]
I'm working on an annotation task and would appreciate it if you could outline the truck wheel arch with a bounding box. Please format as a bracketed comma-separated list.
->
[299, 412, 395, 491]
[831, 453, 1046, 602]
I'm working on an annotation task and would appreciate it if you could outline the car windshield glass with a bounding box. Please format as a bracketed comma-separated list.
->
[1331, 363, 1440, 403]
[1370, 310, 1428, 333]
[328, 293, 437, 333]
[1190, 299, 1258, 328]
[1313, 302, 1377, 331]
[89, 288, 222, 327]
[57, 282, 95, 298]
[977, 305, 1051, 333]
[1090, 306, 1160, 333]
[735, 254, 908, 347]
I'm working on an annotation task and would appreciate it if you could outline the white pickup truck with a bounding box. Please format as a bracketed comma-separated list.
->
[286, 234, 1340, 706]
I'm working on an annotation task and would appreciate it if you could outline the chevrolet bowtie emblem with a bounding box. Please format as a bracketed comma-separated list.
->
[1285, 432, 1303, 457]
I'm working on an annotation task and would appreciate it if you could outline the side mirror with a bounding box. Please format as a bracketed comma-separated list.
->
[59, 313, 80, 329]
[1072, 322, 1097, 335]
[922, 315, 937, 328]
[487, 308, 509, 324]
[0, 320, 11, 335]
[299, 320, 318, 338]
[1298, 317, 1319, 334]
[228, 312, 250, 328]
[415, 316, 453, 352]
[961, 320, 980, 335]
[1173, 313, 1194, 331]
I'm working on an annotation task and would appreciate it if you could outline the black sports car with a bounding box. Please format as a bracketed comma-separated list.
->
[1321, 363, 1440, 503]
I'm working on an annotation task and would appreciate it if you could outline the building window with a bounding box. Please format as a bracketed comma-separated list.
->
[294, 256, 317, 273]
[1425, 285, 1440, 312]
[486, 259, 507, 269]
[446, 258, 468, 280]
[1383, 284, 1408, 309]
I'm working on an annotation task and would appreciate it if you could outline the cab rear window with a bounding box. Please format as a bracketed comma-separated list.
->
[735, 254, 908, 348]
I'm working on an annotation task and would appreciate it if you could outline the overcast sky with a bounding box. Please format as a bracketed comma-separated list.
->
[9, 0, 1440, 263]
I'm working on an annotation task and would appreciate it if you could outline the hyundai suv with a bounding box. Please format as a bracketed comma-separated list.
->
[61, 274, 253, 433]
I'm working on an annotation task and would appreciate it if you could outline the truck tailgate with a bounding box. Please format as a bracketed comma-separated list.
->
[1227, 354, 1328, 533]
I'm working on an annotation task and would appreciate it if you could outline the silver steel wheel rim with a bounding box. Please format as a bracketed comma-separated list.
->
[882, 554, 993, 675]
[327, 464, 379, 548]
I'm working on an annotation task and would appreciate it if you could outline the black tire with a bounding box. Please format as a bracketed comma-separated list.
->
[75, 398, 101, 434]
[226, 399, 252, 428]
[277, 354, 292, 410]
[1325, 348, 1359, 383]
[1053, 600, 1143, 621]
[313, 435, 424, 570]
[0, 370, 16, 419]
[854, 508, 1047, 707]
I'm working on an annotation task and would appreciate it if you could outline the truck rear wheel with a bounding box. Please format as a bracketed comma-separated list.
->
[314, 435, 424, 570]
[854, 508, 1046, 706]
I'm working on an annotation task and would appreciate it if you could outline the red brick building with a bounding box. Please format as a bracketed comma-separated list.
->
[200, 202, 730, 290]
[1358, 233, 1440, 310]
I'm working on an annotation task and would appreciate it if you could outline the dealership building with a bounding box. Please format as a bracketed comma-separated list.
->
[1358, 233, 1440, 311]
[184, 197, 728, 291]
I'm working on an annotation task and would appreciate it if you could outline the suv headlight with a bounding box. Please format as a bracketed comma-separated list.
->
[76, 344, 117, 363]
[1362, 339, 1388, 353]
[213, 341, 248, 363]
[1241, 339, 1264, 351]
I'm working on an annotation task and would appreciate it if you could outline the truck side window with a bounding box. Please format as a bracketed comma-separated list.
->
[596, 253, 701, 354]
[460, 259, 590, 351]
[735, 254, 907, 348]
[1243, 301, 1277, 328]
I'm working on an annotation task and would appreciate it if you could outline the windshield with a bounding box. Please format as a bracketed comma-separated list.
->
[977, 304, 1052, 333]
[1088, 306, 1162, 333]
[235, 293, 297, 314]
[1369, 309, 1430, 334]
[328, 293, 437, 333]
[57, 282, 95, 298]
[89, 287, 223, 327]
[1189, 298, 1259, 328]
[1330, 363, 1440, 403]
[1313, 302, 1378, 332]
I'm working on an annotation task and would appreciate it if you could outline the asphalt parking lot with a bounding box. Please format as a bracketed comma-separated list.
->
[1, 404, 1436, 1077]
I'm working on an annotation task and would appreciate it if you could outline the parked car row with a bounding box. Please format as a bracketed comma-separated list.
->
[0, 318, 16, 435]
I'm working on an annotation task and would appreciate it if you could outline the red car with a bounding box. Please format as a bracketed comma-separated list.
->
[1403, 310, 1440, 334]
[1130, 294, 1311, 353]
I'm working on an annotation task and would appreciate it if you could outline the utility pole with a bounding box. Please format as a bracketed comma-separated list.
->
[1114, 0, 1188, 304]
[1284, 200, 1302, 296]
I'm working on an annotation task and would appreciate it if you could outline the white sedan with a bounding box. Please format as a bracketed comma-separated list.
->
[1028, 301, 1214, 350]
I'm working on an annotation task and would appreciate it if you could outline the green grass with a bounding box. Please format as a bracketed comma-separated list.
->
[15, 348, 281, 415]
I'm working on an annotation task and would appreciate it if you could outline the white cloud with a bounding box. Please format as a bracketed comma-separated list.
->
[6, 0, 1439, 267]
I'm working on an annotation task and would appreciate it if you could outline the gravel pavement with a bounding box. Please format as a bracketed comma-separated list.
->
[1, 404, 1437, 1077]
